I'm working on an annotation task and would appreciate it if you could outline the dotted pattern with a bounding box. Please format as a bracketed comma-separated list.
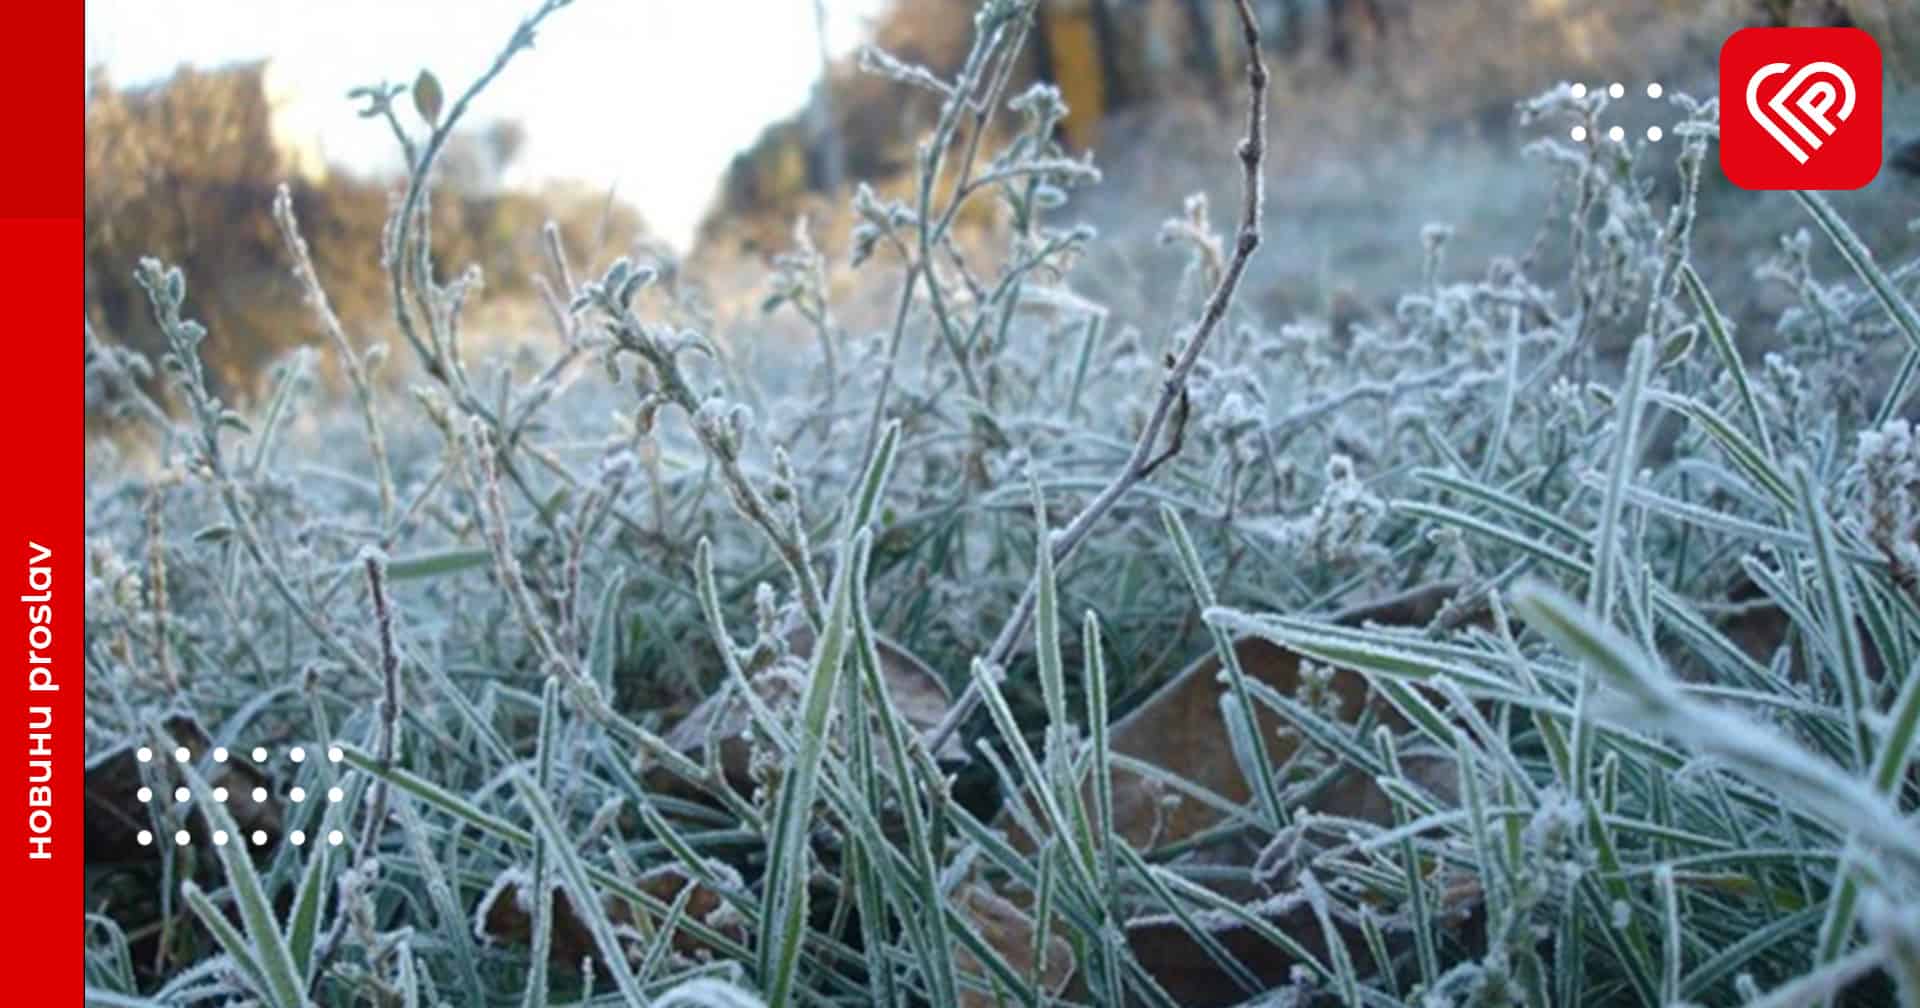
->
[135, 744, 343, 766]
[131, 744, 349, 848]
[1568, 82, 1670, 144]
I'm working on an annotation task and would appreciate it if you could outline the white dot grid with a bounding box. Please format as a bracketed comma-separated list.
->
[139, 744, 346, 766]
[1564, 82, 1666, 143]
[127, 743, 359, 847]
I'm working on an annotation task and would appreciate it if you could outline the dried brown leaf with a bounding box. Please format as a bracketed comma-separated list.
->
[1120, 870, 1483, 1005]
[999, 583, 1464, 854]
[656, 625, 958, 801]
[83, 714, 282, 865]
[952, 880, 1075, 1008]
[478, 862, 745, 972]
[988, 583, 1480, 1004]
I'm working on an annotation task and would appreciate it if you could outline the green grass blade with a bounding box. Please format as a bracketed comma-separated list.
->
[760, 530, 864, 1007]
[178, 759, 306, 1008]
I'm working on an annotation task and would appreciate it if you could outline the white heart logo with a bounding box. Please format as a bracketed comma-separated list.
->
[1745, 60, 1857, 164]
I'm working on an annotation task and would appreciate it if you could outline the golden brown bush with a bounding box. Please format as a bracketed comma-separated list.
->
[86, 62, 647, 417]
[689, 0, 1408, 273]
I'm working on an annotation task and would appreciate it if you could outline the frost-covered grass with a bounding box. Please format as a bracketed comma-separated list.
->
[83, 1, 1920, 1006]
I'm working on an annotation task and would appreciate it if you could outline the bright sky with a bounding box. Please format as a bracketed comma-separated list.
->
[84, 0, 890, 250]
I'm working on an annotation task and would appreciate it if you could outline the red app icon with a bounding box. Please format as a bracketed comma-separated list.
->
[1720, 27, 1881, 190]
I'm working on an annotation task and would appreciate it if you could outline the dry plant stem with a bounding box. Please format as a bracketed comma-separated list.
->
[511, 234, 592, 439]
[858, 6, 1029, 466]
[908, 47, 996, 400]
[386, 0, 569, 381]
[1267, 361, 1469, 451]
[143, 489, 179, 695]
[272, 185, 396, 526]
[506, 339, 590, 442]
[926, 0, 1268, 755]
[197, 452, 377, 684]
[310, 553, 403, 991]
[937, 10, 1033, 239]
[374, 2, 578, 547]
[86, 322, 173, 439]
[807, 243, 842, 415]
[463, 423, 569, 663]
[604, 309, 830, 627]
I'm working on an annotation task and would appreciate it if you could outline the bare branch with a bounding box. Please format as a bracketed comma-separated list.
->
[926, 0, 1269, 754]
[309, 549, 403, 989]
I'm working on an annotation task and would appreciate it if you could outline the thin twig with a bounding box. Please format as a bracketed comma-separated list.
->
[926, 0, 1269, 754]
[273, 185, 396, 526]
[143, 488, 180, 696]
[592, 301, 830, 627]
[309, 551, 403, 991]
[857, 2, 1034, 468]
[386, 0, 572, 381]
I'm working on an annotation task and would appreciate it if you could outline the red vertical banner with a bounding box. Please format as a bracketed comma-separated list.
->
[1, 224, 83, 988]
[3, 0, 83, 1000]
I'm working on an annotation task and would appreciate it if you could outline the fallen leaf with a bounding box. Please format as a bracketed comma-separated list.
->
[656, 624, 960, 802]
[999, 582, 1464, 855]
[479, 861, 746, 972]
[987, 583, 1479, 1004]
[84, 714, 283, 866]
[1120, 869, 1483, 1005]
[952, 880, 1075, 1008]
